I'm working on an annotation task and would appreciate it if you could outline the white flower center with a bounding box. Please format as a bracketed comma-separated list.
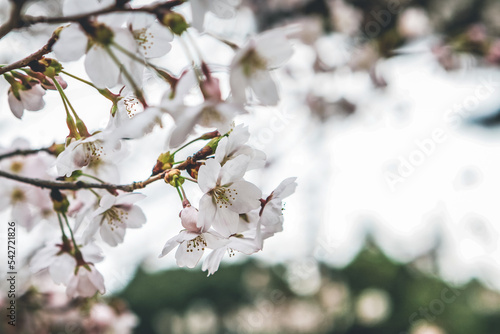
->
[9, 160, 23, 173]
[77, 141, 105, 166]
[186, 235, 207, 253]
[213, 186, 238, 209]
[241, 48, 268, 77]
[103, 207, 128, 231]
[134, 28, 154, 56]
[124, 97, 140, 118]
[11, 188, 25, 203]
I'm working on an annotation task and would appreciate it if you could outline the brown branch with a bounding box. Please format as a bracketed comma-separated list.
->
[0, 31, 58, 76]
[0, 0, 27, 40]
[0, 169, 166, 193]
[0, 147, 54, 161]
[20, 0, 185, 26]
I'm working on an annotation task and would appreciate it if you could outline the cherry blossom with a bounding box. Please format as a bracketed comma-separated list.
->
[230, 28, 294, 105]
[86, 193, 147, 247]
[202, 214, 263, 276]
[30, 239, 104, 291]
[129, 13, 173, 58]
[197, 156, 262, 236]
[53, 23, 142, 89]
[55, 132, 126, 177]
[215, 124, 266, 170]
[7, 81, 46, 119]
[164, 69, 244, 148]
[66, 264, 106, 298]
[159, 205, 228, 268]
[260, 177, 297, 235]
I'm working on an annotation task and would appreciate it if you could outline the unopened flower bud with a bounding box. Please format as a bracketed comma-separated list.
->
[152, 151, 174, 175]
[50, 189, 70, 213]
[159, 11, 188, 35]
[164, 169, 183, 186]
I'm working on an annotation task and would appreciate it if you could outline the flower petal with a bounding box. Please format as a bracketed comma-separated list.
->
[52, 25, 88, 62]
[249, 70, 279, 106]
[202, 247, 226, 276]
[198, 158, 221, 193]
[175, 240, 204, 268]
[85, 44, 121, 88]
[7, 92, 24, 119]
[198, 193, 216, 231]
[219, 154, 250, 185]
[49, 253, 77, 284]
[212, 207, 239, 237]
[228, 180, 262, 213]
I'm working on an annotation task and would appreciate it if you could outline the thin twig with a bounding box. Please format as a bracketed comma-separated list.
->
[0, 169, 166, 193]
[0, 147, 53, 161]
[20, 1, 185, 26]
[0, 31, 58, 76]
[0, 0, 27, 39]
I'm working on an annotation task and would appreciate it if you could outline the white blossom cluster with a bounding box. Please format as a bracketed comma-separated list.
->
[1, 0, 297, 299]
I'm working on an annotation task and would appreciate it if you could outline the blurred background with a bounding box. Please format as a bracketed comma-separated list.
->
[2, 0, 500, 333]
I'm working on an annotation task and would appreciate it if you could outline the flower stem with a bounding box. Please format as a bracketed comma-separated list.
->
[62, 212, 80, 254]
[104, 46, 146, 106]
[53, 78, 88, 135]
[57, 213, 68, 239]
[61, 70, 96, 88]
[175, 185, 183, 201]
[172, 137, 204, 155]
[182, 176, 198, 183]
[53, 77, 79, 138]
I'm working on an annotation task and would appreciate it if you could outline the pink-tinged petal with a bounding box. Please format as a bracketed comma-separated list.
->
[7, 92, 24, 119]
[20, 85, 45, 111]
[49, 253, 76, 284]
[87, 266, 106, 294]
[85, 45, 121, 88]
[202, 247, 226, 276]
[219, 155, 250, 185]
[82, 218, 101, 244]
[52, 24, 88, 61]
[249, 70, 279, 106]
[198, 158, 221, 193]
[175, 240, 204, 268]
[123, 205, 147, 228]
[30, 244, 59, 274]
[198, 194, 216, 231]
[228, 180, 262, 213]
[272, 177, 298, 199]
[213, 207, 239, 237]
[80, 242, 104, 263]
[260, 201, 283, 226]
[100, 223, 126, 247]
[181, 206, 200, 232]
[12, 202, 35, 231]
